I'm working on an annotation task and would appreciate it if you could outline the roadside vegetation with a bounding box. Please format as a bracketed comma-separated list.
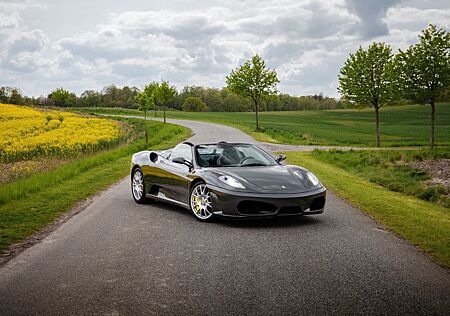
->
[0, 115, 190, 254]
[0, 104, 122, 163]
[287, 151, 450, 268]
[73, 103, 450, 147]
[310, 149, 450, 207]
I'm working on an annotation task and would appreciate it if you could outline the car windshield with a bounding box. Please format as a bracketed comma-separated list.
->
[195, 144, 278, 167]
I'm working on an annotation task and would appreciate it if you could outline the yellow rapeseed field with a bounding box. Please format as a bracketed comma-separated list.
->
[0, 104, 122, 162]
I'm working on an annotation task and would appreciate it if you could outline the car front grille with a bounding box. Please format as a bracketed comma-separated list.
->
[237, 200, 277, 215]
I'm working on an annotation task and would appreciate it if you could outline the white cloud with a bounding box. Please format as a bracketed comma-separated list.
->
[0, 0, 449, 98]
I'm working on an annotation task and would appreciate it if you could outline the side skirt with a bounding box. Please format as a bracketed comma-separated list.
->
[146, 192, 190, 209]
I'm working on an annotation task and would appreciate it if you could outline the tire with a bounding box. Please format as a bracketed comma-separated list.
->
[131, 168, 149, 204]
[189, 182, 214, 222]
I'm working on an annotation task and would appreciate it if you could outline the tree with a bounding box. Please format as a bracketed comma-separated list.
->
[338, 42, 397, 147]
[0, 87, 11, 103]
[226, 54, 279, 130]
[182, 96, 208, 112]
[134, 86, 155, 144]
[80, 90, 101, 107]
[153, 81, 177, 123]
[394, 24, 450, 148]
[0, 87, 26, 105]
[8, 88, 25, 105]
[49, 88, 76, 107]
[100, 85, 139, 108]
[143, 82, 159, 117]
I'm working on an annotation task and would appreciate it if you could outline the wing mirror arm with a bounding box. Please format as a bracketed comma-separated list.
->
[173, 157, 194, 170]
[276, 154, 286, 163]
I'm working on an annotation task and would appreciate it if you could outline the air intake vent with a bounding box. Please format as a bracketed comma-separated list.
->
[237, 200, 277, 215]
[310, 197, 325, 211]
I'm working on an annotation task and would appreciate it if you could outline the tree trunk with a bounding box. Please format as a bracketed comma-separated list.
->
[163, 104, 166, 123]
[375, 106, 381, 147]
[144, 110, 148, 144]
[154, 105, 157, 117]
[431, 101, 435, 149]
[254, 99, 259, 131]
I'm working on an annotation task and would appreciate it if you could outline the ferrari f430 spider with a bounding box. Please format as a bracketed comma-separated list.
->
[131, 142, 326, 221]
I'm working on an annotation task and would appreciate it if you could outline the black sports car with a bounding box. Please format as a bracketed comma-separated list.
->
[130, 142, 326, 221]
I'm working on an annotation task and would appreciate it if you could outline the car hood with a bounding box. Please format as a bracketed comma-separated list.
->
[207, 165, 321, 193]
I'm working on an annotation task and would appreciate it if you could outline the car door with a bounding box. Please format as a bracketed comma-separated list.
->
[143, 151, 170, 196]
[159, 143, 193, 204]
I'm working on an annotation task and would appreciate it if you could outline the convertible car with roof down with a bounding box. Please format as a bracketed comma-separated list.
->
[130, 142, 326, 221]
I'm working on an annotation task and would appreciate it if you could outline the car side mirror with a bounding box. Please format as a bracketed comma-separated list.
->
[173, 157, 193, 169]
[276, 154, 286, 163]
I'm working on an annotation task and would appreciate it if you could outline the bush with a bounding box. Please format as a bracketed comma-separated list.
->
[182, 97, 208, 112]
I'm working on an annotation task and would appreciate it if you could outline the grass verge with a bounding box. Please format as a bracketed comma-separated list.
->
[309, 149, 450, 208]
[287, 152, 450, 268]
[0, 119, 190, 253]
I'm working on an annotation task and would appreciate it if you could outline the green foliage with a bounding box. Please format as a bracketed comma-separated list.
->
[48, 87, 76, 107]
[0, 87, 25, 105]
[0, 118, 191, 253]
[339, 42, 398, 146]
[154, 81, 177, 106]
[287, 152, 450, 268]
[182, 96, 208, 112]
[80, 90, 101, 107]
[226, 54, 279, 102]
[0, 87, 8, 103]
[339, 42, 398, 108]
[226, 54, 279, 129]
[394, 24, 450, 148]
[153, 80, 177, 122]
[2, 84, 340, 112]
[439, 84, 450, 102]
[134, 90, 153, 114]
[395, 24, 450, 105]
[143, 82, 158, 106]
[309, 149, 450, 207]
[100, 85, 140, 108]
[8, 89, 25, 105]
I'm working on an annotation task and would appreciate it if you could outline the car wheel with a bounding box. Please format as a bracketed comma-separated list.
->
[131, 168, 148, 204]
[190, 182, 214, 222]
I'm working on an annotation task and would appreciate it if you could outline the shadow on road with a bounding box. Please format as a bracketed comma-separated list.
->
[216, 215, 320, 229]
[149, 201, 321, 229]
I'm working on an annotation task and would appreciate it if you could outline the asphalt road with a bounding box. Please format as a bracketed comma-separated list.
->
[0, 119, 449, 315]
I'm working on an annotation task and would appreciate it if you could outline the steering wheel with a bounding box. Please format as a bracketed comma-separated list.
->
[239, 157, 254, 164]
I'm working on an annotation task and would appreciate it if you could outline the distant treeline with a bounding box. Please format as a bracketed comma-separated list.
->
[2, 84, 449, 112]
[1, 85, 343, 111]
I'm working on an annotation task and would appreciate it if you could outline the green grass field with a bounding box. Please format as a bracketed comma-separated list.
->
[74, 103, 450, 147]
[287, 151, 450, 268]
[0, 118, 190, 254]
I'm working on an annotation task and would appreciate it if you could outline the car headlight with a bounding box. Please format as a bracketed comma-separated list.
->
[307, 172, 319, 186]
[218, 175, 245, 189]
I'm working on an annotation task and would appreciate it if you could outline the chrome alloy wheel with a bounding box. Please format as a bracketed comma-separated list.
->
[132, 169, 144, 200]
[190, 184, 213, 220]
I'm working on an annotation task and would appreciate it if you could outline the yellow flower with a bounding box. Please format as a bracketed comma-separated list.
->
[0, 104, 122, 162]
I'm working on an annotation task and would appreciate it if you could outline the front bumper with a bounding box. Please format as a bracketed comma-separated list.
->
[207, 185, 326, 218]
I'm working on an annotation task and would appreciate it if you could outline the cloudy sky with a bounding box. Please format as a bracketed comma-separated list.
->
[0, 0, 449, 98]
